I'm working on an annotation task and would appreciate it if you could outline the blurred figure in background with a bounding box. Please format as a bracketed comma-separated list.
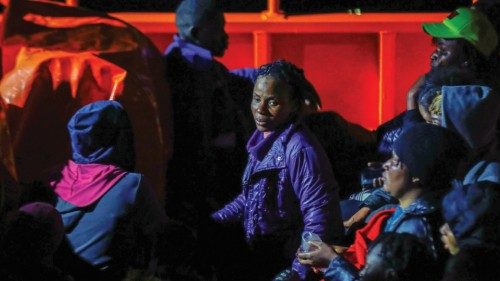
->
[48, 101, 166, 280]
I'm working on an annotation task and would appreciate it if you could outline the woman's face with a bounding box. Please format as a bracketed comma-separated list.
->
[382, 152, 411, 199]
[251, 76, 298, 133]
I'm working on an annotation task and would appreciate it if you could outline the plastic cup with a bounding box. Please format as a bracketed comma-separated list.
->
[300, 231, 322, 252]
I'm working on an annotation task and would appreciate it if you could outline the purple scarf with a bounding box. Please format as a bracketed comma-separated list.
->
[51, 160, 127, 207]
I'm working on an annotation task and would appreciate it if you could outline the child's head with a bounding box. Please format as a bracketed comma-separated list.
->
[360, 232, 439, 281]
[417, 67, 475, 125]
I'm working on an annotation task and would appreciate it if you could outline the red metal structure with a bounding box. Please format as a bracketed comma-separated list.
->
[2, 0, 475, 129]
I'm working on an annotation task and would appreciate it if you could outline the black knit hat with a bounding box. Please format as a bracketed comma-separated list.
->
[394, 123, 467, 188]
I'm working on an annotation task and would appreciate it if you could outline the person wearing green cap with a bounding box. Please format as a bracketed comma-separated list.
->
[422, 7, 498, 86]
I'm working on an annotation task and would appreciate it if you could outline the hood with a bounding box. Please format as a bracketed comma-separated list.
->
[68, 100, 135, 170]
[442, 85, 500, 150]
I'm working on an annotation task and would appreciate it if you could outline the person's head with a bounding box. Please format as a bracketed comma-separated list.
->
[0, 202, 63, 266]
[383, 124, 467, 199]
[424, 7, 498, 80]
[175, 0, 228, 57]
[360, 232, 438, 281]
[417, 67, 475, 125]
[442, 244, 500, 281]
[252, 60, 320, 134]
[68, 100, 135, 170]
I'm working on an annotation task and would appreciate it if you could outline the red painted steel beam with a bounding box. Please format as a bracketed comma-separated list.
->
[110, 12, 447, 34]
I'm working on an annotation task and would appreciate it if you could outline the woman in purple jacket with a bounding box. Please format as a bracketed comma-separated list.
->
[212, 60, 343, 280]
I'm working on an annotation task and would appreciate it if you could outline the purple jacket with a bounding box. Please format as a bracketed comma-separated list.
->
[212, 122, 344, 278]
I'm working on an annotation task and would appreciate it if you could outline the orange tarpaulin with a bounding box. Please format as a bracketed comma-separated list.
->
[0, 0, 172, 199]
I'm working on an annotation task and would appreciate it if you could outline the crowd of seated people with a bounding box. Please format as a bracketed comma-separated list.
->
[1, 0, 500, 281]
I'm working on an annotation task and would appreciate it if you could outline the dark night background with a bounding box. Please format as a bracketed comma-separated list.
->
[74, 0, 470, 13]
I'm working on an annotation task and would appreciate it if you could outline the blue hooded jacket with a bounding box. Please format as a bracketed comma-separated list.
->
[441, 85, 500, 246]
[52, 101, 166, 274]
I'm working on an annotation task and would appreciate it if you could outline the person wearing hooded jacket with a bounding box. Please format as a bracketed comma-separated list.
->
[48, 101, 167, 279]
[440, 85, 500, 250]
[297, 124, 467, 281]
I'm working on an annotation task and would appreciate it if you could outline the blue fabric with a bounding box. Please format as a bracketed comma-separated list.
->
[230, 67, 258, 82]
[376, 111, 406, 158]
[375, 110, 425, 159]
[340, 199, 363, 221]
[442, 85, 500, 150]
[56, 173, 164, 270]
[441, 85, 500, 246]
[442, 163, 500, 246]
[324, 196, 442, 281]
[165, 35, 257, 79]
[164, 35, 213, 71]
[382, 196, 440, 258]
[212, 122, 344, 279]
[68, 100, 134, 170]
[361, 187, 398, 211]
[324, 257, 360, 281]
[402, 109, 424, 129]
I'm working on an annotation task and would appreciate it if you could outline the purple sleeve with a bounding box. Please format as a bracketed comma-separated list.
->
[289, 147, 344, 278]
[211, 193, 246, 223]
[230, 68, 258, 82]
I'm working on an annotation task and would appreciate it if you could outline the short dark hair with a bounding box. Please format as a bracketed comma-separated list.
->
[175, 0, 222, 39]
[256, 59, 321, 110]
[369, 232, 439, 281]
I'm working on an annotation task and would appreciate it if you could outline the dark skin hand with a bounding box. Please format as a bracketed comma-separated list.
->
[407, 74, 426, 110]
[297, 241, 338, 268]
[344, 206, 371, 229]
[440, 223, 460, 255]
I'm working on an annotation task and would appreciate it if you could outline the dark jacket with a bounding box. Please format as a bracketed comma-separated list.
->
[163, 35, 255, 224]
[324, 257, 360, 281]
[441, 85, 500, 246]
[212, 122, 344, 278]
[324, 195, 443, 281]
[383, 196, 442, 258]
[376, 109, 424, 159]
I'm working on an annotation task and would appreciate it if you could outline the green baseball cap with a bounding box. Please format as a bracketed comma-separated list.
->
[422, 7, 498, 57]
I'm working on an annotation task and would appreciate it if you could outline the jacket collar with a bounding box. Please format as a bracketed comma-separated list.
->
[388, 195, 438, 230]
[246, 122, 298, 173]
[164, 34, 214, 71]
[401, 195, 437, 215]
